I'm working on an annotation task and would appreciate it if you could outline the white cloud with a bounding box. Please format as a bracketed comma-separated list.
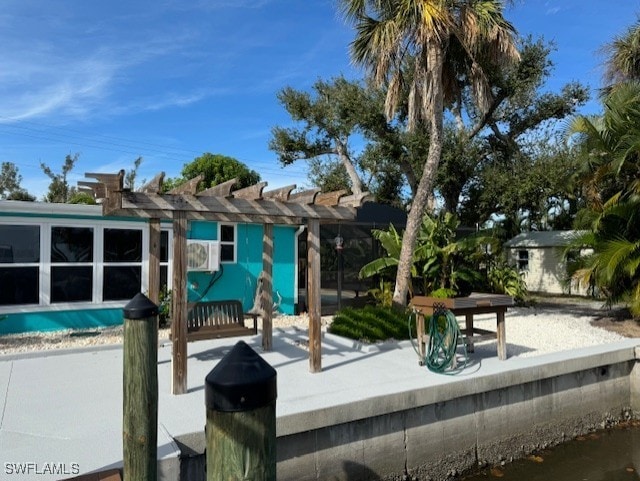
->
[0, 55, 114, 121]
[0, 4, 208, 124]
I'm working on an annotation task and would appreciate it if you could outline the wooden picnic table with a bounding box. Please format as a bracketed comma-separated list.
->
[410, 293, 514, 361]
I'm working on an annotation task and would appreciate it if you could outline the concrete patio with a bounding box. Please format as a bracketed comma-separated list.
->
[0, 324, 638, 481]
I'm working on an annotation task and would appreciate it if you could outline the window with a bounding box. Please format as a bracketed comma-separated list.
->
[219, 223, 236, 263]
[160, 230, 170, 289]
[517, 250, 529, 271]
[50, 226, 94, 303]
[0, 218, 171, 309]
[0, 224, 40, 305]
[103, 228, 142, 301]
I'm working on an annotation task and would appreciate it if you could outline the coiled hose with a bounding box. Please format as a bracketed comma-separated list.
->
[409, 304, 468, 374]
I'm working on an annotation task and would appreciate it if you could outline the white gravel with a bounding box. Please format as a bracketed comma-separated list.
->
[470, 303, 628, 358]
[0, 301, 631, 357]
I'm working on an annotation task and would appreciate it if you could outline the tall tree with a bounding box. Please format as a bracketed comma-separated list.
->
[444, 37, 588, 235]
[164, 153, 260, 192]
[271, 76, 429, 203]
[0, 162, 33, 200]
[41, 153, 79, 203]
[124, 156, 143, 191]
[270, 76, 383, 195]
[566, 82, 640, 315]
[340, 0, 519, 305]
[602, 19, 640, 90]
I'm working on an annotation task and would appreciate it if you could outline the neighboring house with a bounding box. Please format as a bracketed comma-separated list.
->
[0, 200, 298, 334]
[504, 230, 592, 296]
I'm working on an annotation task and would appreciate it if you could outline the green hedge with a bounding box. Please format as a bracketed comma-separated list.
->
[328, 305, 416, 343]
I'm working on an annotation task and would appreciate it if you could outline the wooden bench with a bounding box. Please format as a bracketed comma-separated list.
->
[173, 300, 258, 342]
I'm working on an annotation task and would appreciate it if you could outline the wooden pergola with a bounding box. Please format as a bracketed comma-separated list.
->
[80, 170, 370, 394]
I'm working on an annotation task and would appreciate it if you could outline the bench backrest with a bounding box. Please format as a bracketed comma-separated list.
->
[188, 300, 245, 331]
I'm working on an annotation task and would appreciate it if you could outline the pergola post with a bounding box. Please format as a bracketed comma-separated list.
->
[148, 218, 161, 306]
[307, 218, 321, 373]
[262, 223, 274, 351]
[171, 211, 188, 395]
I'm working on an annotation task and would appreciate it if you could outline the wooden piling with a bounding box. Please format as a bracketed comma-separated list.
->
[122, 293, 159, 481]
[205, 341, 277, 481]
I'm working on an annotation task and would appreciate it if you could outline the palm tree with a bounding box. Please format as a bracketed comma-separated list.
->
[339, 0, 519, 305]
[566, 82, 640, 315]
[602, 19, 640, 91]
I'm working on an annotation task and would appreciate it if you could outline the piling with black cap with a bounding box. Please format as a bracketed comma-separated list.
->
[122, 293, 159, 481]
[205, 340, 277, 481]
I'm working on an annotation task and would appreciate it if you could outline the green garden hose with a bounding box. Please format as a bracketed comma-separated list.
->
[409, 304, 468, 374]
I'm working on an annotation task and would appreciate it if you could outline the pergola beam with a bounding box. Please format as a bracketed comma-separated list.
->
[232, 181, 267, 200]
[262, 184, 296, 202]
[116, 192, 358, 221]
[168, 174, 203, 195]
[139, 172, 165, 194]
[198, 178, 237, 197]
[289, 188, 321, 205]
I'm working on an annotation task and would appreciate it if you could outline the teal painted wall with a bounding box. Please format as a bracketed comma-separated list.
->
[187, 221, 297, 314]
[0, 308, 123, 334]
[0, 207, 298, 334]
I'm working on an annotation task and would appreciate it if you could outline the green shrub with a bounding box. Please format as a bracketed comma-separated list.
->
[328, 305, 416, 343]
[488, 263, 528, 305]
[158, 287, 172, 328]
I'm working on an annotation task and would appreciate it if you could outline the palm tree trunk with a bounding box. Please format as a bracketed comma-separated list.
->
[393, 42, 445, 306]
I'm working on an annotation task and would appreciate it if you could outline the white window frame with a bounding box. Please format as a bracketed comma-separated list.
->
[517, 249, 529, 271]
[218, 222, 237, 264]
[0, 217, 173, 314]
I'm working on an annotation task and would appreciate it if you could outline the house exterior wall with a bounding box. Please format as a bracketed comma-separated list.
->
[0, 202, 297, 334]
[507, 246, 590, 296]
[187, 221, 296, 315]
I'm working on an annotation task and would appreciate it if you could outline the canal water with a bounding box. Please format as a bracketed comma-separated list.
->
[461, 422, 640, 481]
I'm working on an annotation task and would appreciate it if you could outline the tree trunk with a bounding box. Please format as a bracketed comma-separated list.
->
[336, 140, 363, 195]
[393, 42, 445, 306]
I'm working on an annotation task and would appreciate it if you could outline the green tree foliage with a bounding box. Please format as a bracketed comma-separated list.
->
[487, 261, 528, 305]
[359, 213, 491, 297]
[271, 76, 429, 206]
[166, 153, 260, 192]
[68, 192, 97, 205]
[435, 124, 484, 214]
[307, 157, 350, 193]
[566, 82, 640, 316]
[602, 19, 640, 90]
[439, 37, 588, 236]
[124, 156, 143, 191]
[41, 153, 79, 203]
[0, 162, 34, 200]
[270, 76, 383, 195]
[6, 190, 36, 201]
[340, 0, 519, 305]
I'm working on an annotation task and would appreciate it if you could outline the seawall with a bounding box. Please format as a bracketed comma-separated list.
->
[177, 341, 640, 481]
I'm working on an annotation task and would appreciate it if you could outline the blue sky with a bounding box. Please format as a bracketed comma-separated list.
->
[1, 0, 639, 199]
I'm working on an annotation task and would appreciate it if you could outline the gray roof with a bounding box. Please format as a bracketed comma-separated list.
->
[504, 230, 587, 248]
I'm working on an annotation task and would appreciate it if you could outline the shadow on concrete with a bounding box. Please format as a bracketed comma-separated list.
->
[341, 460, 383, 480]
